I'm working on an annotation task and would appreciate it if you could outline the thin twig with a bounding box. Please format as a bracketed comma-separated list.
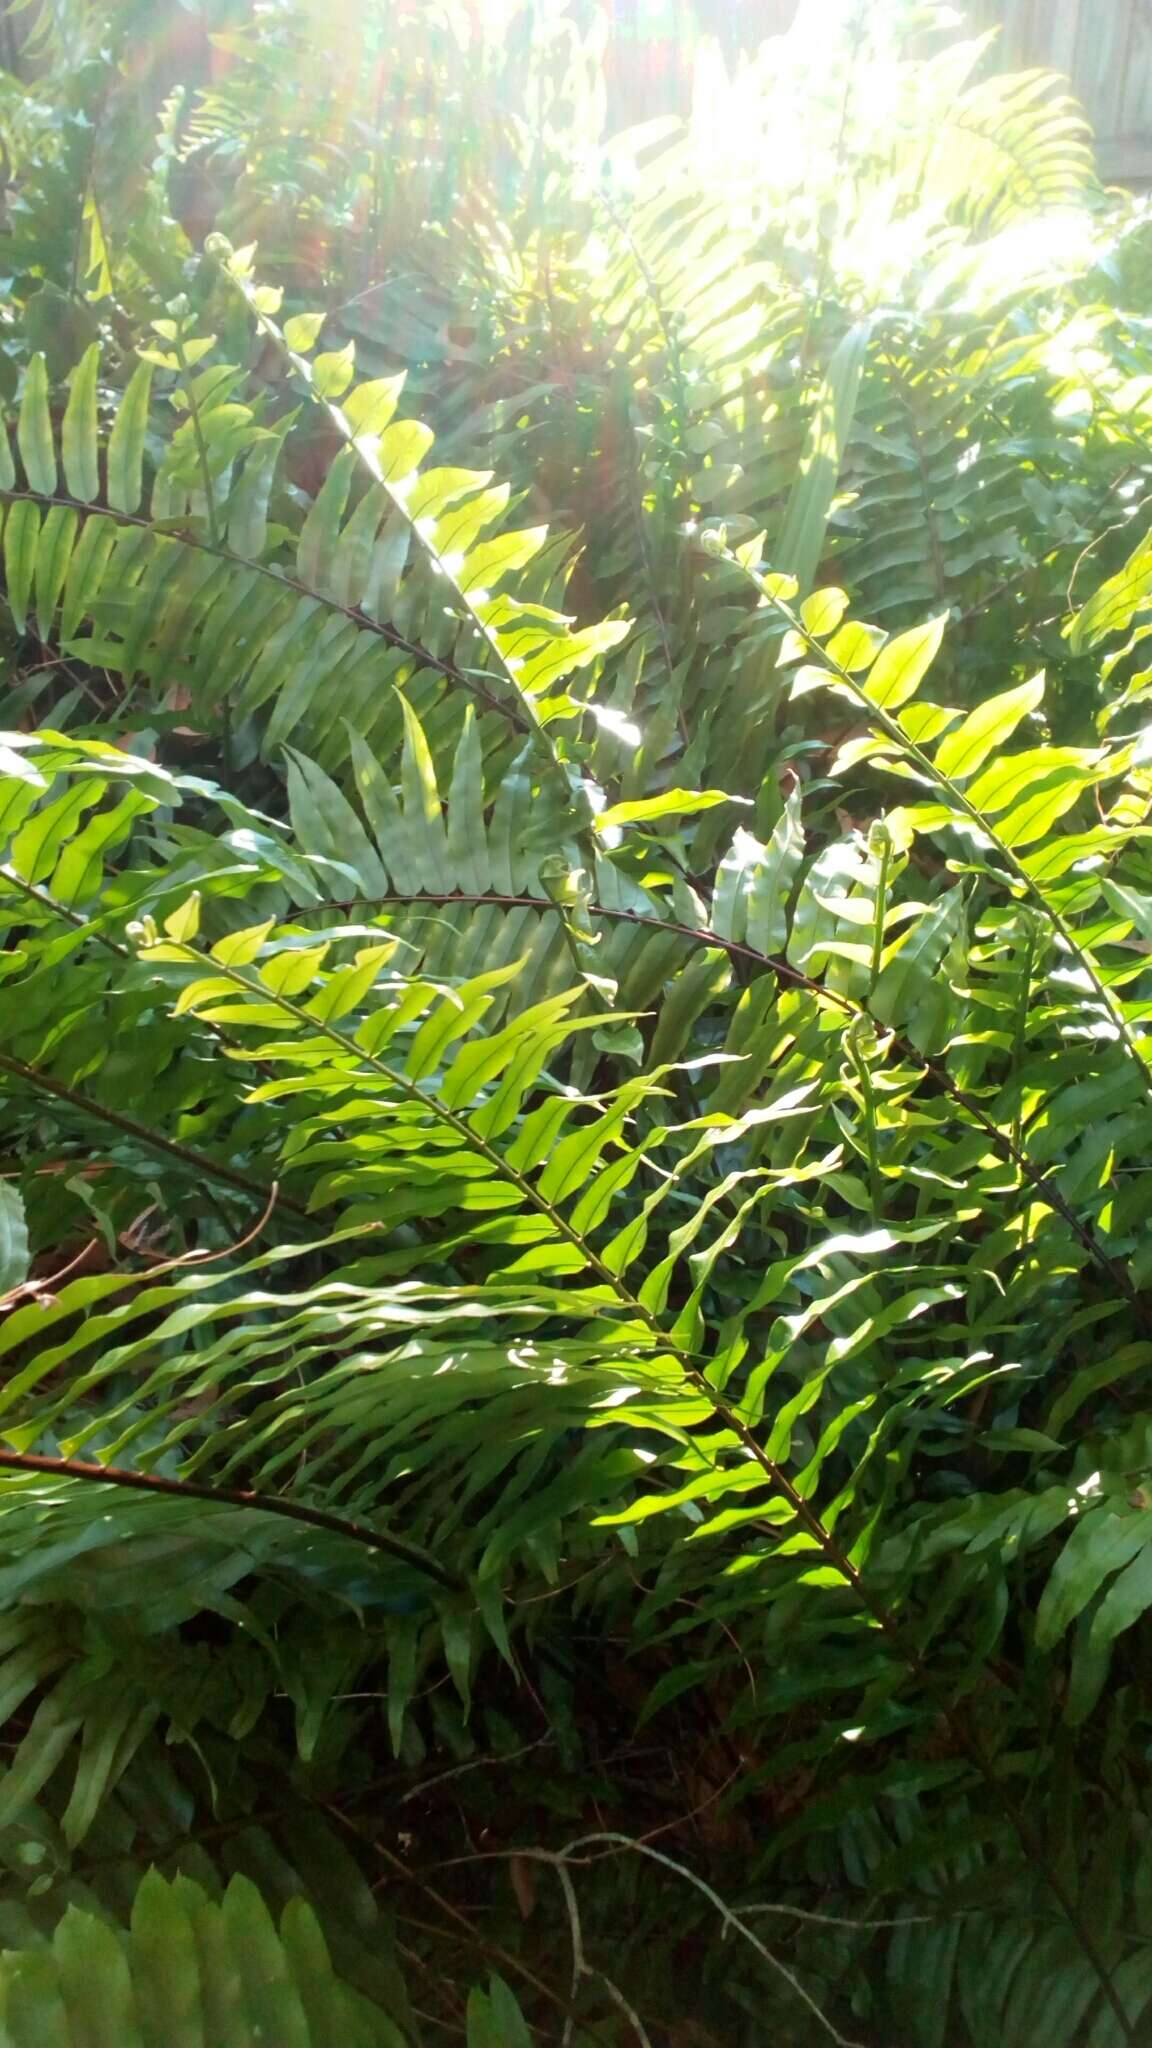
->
[434, 1837, 864, 2048]
[360, 1834, 581, 2025]
[0, 1236, 99, 1313]
[397, 1739, 550, 1806]
[630, 1762, 742, 1848]
[555, 1861, 584, 2048]
[596, 1975, 654, 2048]
[739, 1902, 963, 1930]
[558, 1835, 860, 2046]
[135, 1180, 281, 1272]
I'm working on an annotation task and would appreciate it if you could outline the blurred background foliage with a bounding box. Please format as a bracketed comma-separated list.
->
[1, 2, 1152, 2043]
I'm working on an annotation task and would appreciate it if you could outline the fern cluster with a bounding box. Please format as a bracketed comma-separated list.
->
[2, 2, 1152, 2042]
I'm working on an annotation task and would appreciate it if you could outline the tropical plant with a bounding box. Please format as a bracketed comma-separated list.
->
[2, 1, 1152, 2042]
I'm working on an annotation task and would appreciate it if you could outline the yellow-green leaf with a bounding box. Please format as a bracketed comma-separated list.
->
[107, 359, 153, 515]
[35, 505, 77, 641]
[17, 353, 57, 494]
[4, 499, 40, 631]
[597, 789, 746, 830]
[312, 343, 356, 399]
[934, 674, 1045, 782]
[283, 311, 326, 354]
[163, 893, 201, 941]
[826, 620, 887, 673]
[343, 375, 405, 440]
[61, 343, 99, 502]
[378, 419, 435, 489]
[800, 586, 849, 637]
[209, 919, 275, 968]
[863, 614, 947, 711]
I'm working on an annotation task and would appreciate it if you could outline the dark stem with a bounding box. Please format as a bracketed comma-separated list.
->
[0, 488, 531, 739]
[0, 1446, 457, 1588]
[0, 1049, 309, 1219]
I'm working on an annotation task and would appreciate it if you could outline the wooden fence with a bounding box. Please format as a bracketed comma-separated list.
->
[968, 0, 1152, 185]
[608, 3, 1152, 185]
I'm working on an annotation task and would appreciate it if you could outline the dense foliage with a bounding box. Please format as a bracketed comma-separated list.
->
[3, 0, 1152, 2039]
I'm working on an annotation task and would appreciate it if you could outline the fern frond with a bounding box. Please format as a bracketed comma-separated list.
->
[0, 325, 628, 776]
[0, 1867, 408, 2045]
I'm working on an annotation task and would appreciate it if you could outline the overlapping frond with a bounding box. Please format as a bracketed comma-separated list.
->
[0, 306, 627, 777]
[2, 4, 1152, 2042]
